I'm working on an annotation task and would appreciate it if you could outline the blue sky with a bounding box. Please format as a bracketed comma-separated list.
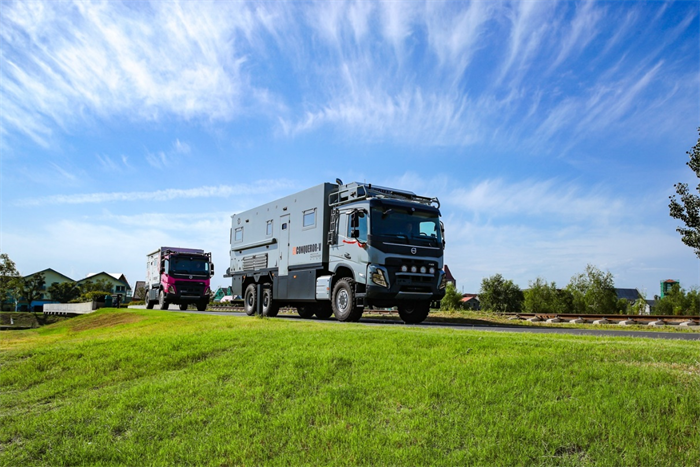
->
[1, 0, 698, 298]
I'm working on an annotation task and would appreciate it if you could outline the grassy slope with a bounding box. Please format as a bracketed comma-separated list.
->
[1, 309, 699, 466]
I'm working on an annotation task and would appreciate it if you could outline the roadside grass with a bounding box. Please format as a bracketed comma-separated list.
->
[1, 309, 698, 466]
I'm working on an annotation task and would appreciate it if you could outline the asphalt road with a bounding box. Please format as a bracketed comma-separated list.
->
[129, 305, 700, 341]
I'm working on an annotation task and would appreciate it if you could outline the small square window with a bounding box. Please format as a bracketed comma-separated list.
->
[303, 209, 316, 228]
[266, 220, 273, 237]
[234, 227, 243, 242]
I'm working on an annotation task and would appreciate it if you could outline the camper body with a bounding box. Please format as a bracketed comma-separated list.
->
[226, 182, 446, 323]
[145, 247, 214, 311]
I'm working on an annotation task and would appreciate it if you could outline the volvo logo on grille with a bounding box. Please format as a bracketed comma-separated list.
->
[411, 247, 417, 255]
[189, 275, 192, 279]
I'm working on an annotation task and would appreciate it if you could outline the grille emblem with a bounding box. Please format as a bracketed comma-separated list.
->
[411, 248, 417, 255]
[189, 275, 192, 279]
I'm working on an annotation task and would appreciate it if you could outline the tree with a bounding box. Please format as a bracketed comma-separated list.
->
[47, 281, 81, 303]
[669, 128, 700, 258]
[566, 264, 617, 314]
[654, 284, 700, 316]
[523, 278, 572, 314]
[479, 274, 523, 313]
[79, 279, 113, 295]
[9, 272, 46, 310]
[0, 254, 21, 310]
[440, 282, 463, 311]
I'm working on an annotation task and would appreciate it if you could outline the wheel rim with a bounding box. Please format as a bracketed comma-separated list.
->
[337, 289, 349, 312]
[246, 292, 253, 308]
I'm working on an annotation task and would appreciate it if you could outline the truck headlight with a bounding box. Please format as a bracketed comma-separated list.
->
[369, 266, 389, 288]
[439, 272, 447, 290]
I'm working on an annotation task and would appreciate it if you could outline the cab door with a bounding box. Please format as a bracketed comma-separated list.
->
[332, 209, 369, 284]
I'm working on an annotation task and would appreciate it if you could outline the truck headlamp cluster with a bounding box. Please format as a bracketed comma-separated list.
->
[369, 266, 389, 288]
[400, 265, 437, 275]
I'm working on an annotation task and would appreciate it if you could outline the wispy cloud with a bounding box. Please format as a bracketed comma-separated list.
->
[15, 180, 296, 206]
[0, 1, 280, 145]
[1, 0, 695, 151]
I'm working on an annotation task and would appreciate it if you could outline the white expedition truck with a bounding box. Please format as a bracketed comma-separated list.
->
[224, 182, 446, 323]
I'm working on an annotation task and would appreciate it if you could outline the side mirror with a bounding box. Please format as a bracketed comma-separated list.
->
[210, 263, 215, 277]
[440, 221, 446, 249]
[351, 229, 360, 239]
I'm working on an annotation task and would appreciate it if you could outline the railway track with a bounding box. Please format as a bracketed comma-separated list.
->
[506, 313, 699, 327]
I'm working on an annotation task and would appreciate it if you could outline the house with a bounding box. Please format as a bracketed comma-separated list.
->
[212, 286, 233, 302]
[11, 268, 76, 311]
[460, 293, 480, 311]
[78, 272, 132, 300]
[615, 288, 649, 314]
[443, 264, 456, 288]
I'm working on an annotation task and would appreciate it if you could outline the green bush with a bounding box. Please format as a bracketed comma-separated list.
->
[77, 291, 113, 303]
[440, 282, 463, 311]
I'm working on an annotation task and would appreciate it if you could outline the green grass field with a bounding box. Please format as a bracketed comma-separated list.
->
[1, 309, 699, 466]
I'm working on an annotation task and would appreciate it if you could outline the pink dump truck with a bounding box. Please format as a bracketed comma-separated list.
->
[144, 247, 214, 311]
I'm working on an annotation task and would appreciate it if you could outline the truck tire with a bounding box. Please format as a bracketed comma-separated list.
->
[296, 305, 315, 319]
[262, 287, 279, 317]
[332, 278, 362, 322]
[244, 284, 257, 316]
[197, 301, 207, 311]
[179, 304, 188, 311]
[398, 301, 430, 324]
[159, 290, 169, 310]
[314, 303, 333, 320]
[145, 290, 154, 309]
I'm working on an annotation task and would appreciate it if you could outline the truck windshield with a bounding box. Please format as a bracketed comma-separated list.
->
[370, 207, 442, 246]
[170, 257, 209, 276]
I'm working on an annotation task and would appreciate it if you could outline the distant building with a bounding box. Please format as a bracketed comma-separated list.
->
[615, 288, 649, 315]
[212, 287, 229, 301]
[460, 293, 480, 311]
[443, 264, 456, 288]
[12, 268, 75, 311]
[78, 272, 132, 299]
[660, 279, 679, 298]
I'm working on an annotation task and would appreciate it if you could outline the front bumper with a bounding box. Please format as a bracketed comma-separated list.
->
[364, 264, 445, 304]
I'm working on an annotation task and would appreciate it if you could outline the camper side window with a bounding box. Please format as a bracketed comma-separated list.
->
[266, 220, 273, 237]
[303, 209, 316, 229]
[234, 227, 243, 243]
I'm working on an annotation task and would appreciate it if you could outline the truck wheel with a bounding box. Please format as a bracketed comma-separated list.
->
[398, 301, 430, 324]
[332, 278, 362, 322]
[314, 303, 333, 320]
[296, 305, 315, 319]
[145, 290, 154, 309]
[244, 284, 257, 316]
[262, 287, 279, 317]
[179, 304, 188, 311]
[196, 301, 207, 312]
[159, 290, 169, 310]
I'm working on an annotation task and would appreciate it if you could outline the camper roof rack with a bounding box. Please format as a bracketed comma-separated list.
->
[329, 182, 440, 209]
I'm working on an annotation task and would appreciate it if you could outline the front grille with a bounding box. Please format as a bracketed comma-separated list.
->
[401, 285, 432, 293]
[175, 281, 206, 297]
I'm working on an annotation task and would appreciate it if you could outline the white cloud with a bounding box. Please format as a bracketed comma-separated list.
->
[0, 1, 280, 145]
[15, 180, 297, 206]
